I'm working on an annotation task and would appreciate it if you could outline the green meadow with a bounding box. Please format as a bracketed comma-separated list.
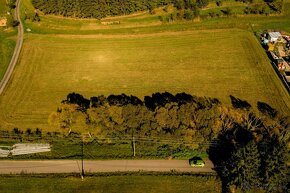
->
[0, 0, 289, 131]
[0, 175, 221, 193]
[0, 29, 288, 130]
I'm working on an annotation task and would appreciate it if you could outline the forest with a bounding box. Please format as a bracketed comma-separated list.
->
[31, 0, 283, 20]
[48, 92, 288, 149]
[31, 0, 173, 19]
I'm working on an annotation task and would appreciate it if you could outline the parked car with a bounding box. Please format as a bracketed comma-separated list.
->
[189, 157, 205, 167]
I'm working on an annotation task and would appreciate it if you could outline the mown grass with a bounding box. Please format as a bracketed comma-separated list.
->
[0, 175, 221, 193]
[0, 0, 7, 16]
[0, 0, 288, 131]
[0, 1, 17, 81]
[0, 29, 289, 130]
[0, 28, 17, 80]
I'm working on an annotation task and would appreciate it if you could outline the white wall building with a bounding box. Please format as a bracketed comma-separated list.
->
[267, 32, 282, 42]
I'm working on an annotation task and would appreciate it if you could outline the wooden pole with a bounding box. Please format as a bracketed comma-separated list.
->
[81, 139, 84, 179]
[133, 136, 136, 157]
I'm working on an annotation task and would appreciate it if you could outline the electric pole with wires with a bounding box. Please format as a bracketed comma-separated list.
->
[81, 138, 84, 179]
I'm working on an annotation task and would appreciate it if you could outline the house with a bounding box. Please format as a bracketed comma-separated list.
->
[0, 18, 7, 27]
[267, 32, 282, 42]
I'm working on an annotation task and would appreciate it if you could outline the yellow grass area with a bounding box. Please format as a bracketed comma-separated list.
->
[0, 29, 289, 131]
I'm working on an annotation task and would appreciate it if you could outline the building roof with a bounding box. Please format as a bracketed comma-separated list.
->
[268, 32, 282, 39]
[0, 18, 7, 27]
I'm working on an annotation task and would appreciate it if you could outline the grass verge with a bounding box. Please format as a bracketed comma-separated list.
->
[0, 28, 17, 80]
[0, 173, 221, 193]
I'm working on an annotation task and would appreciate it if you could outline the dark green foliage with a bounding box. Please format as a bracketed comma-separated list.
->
[258, 135, 288, 192]
[208, 114, 289, 192]
[222, 141, 261, 191]
[35, 128, 42, 138]
[7, 0, 16, 9]
[25, 128, 33, 136]
[64, 92, 90, 111]
[221, 7, 232, 15]
[244, 4, 272, 15]
[183, 9, 195, 19]
[196, 0, 209, 8]
[173, 0, 200, 13]
[159, 0, 201, 22]
[107, 94, 143, 106]
[268, 0, 283, 13]
[31, 0, 173, 19]
[216, 0, 223, 6]
[6, 15, 19, 27]
[24, 12, 41, 22]
[53, 92, 222, 151]
[236, 0, 253, 3]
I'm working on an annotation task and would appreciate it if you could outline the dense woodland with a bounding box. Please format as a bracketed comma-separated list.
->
[30, 0, 283, 20]
[31, 0, 173, 19]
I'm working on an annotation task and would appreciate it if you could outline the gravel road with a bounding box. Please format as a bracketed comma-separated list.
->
[0, 160, 214, 174]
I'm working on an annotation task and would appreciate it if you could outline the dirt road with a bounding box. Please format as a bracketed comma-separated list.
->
[0, 160, 214, 174]
[0, 0, 23, 94]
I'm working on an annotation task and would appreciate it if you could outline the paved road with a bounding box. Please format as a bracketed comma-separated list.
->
[0, 0, 23, 94]
[0, 160, 214, 174]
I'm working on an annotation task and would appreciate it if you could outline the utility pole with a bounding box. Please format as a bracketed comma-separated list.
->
[132, 136, 136, 157]
[81, 139, 84, 179]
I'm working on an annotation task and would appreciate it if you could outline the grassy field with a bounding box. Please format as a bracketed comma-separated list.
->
[0, 29, 289, 130]
[0, 0, 7, 16]
[0, 29, 17, 80]
[0, 175, 221, 193]
[0, 0, 17, 81]
[0, 134, 208, 159]
[0, 0, 289, 130]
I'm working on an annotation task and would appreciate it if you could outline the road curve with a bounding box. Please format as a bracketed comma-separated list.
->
[0, 160, 214, 174]
[0, 0, 23, 94]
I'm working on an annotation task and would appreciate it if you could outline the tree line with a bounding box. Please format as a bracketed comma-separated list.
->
[49, 92, 222, 150]
[3, 91, 288, 192]
[31, 0, 174, 19]
[49, 92, 288, 149]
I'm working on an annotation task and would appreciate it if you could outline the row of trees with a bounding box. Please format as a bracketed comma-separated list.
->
[9, 91, 286, 192]
[49, 92, 288, 149]
[50, 92, 223, 149]
[31, 0, 174, 19]
[159, 0, 206, 22]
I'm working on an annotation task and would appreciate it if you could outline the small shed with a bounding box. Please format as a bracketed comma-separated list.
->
[267, 32, 282, 42]
[0, 18, 7, 27]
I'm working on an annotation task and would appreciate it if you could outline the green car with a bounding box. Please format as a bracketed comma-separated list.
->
[189, 157, 205, 167]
